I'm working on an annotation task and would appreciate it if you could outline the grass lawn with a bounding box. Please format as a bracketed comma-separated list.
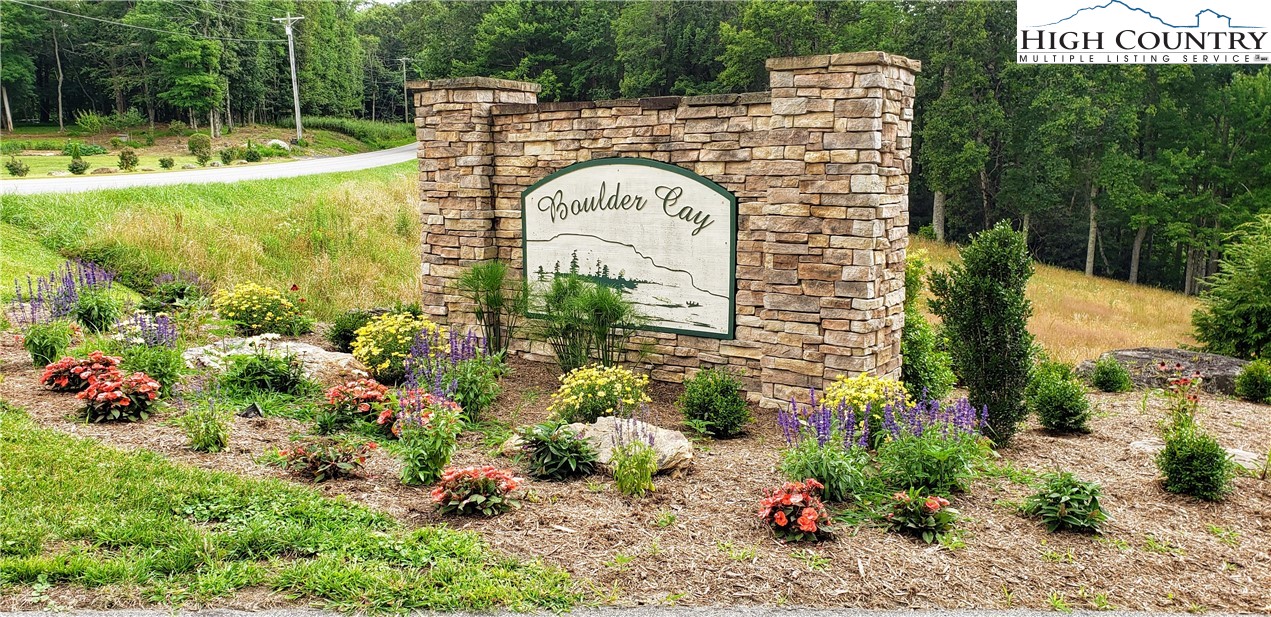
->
[1, 162, 420, 319]
[0, 402, 576, 612]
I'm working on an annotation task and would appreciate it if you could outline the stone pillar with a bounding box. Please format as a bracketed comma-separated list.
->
[763, 52, 918, 404]
[412, 77, 539, 323]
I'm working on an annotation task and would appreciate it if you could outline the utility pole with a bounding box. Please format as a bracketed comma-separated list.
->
[397, 58, 411, 123]
[274, 12, 305, 142]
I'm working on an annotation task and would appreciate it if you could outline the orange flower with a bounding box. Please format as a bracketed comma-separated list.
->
[924, 497, 942, 512]
[774, 511, 788, 527]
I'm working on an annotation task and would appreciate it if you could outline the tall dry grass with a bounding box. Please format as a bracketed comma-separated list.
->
[912, 237, 1198, 364]
[2, 162, 421, 319]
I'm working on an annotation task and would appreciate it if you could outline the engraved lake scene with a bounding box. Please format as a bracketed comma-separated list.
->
[521, 158, 736, 338]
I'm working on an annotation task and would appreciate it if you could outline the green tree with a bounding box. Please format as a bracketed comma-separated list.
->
[715, 0, 831, 93]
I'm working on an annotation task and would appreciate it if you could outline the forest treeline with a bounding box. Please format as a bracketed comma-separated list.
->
[2, 0, 1268, 293]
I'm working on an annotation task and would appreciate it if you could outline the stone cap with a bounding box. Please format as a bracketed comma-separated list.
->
[766, 51, 922, 73]
[489, 91, 772, 116]
[406, 76, 542, 93]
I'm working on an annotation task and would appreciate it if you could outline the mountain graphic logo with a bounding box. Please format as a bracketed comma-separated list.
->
[1035, 0, 1262, 29]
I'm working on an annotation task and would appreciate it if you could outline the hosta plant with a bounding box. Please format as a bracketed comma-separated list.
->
[39, 351, 121, 392]
[431, 465, 522, 516]
[518, 420, 599, 480]
[885, 489, 958, 544]
[77, 370, 162, 422]
[1023, 471, 1107, 533]
[758, 478, 833, 542]
[546, 364, 651, 424]
[278, 438, 377, 482]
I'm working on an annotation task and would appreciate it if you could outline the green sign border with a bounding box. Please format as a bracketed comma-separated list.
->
[520, 156, 738, 340]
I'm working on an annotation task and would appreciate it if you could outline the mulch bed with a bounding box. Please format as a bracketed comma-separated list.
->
[1, 333, 1269, 612]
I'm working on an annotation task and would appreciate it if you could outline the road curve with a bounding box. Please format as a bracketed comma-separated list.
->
[0, 144, 417, 196]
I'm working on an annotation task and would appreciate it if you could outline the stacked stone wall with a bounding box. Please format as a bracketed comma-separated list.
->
[412, 52, 919, 408]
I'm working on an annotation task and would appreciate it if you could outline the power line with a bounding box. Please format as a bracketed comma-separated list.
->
[157, 0, 276, 29]
[8, 0, 286, 43]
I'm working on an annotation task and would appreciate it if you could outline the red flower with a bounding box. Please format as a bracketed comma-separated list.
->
[924, 497, 942, 512]
[290, 284, 300, 292]
[774, 511, 788, 527]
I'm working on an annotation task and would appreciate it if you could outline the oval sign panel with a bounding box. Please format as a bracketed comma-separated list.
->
[522, 158, 736, 339]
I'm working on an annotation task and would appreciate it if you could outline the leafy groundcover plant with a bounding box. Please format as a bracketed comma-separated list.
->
[518, 421, 598, 480]
[547, 364, 651, 424]
[885, 489, 958, 544]
[432, 466, 522, 516]
[758, 478, 833, 542]
[39, 351, 120, 392]
[278, 438, 377, 482]
[1023, 471, 1107, 533]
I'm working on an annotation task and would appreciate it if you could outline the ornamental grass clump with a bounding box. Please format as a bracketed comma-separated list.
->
[885, 489, 958, 544]
[777, 395, 875, 503]
[431, 466, 522, 516]
[211, 281, 313, 336]
[518, 420, 599, 480]
[352, 312, 445, 384]
[278, 437, 377, 482]
[611, 418, 657, 497]
[758, 478, 833, 542]
[535, 274, 645, 372]
[39, 352, 121, 392]
[455, 260, 529, 358]
[547, 364, 651, 424]
[1023, 471, 1107, 533]
[678, 367, 751, 438]
[177, 399, 231, 453]
[403, 329, 502, 421]
[77, 370, 161, 422]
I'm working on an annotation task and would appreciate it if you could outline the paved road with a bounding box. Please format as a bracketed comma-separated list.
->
[0, 144, 416, 196]
[4, 609, 1267, 617]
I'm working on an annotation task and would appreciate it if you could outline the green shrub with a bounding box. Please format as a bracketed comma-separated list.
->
[117, 147, 139, 171]
[446, 356, 503, 421]
[221, 347, 309, 395]
[0, 141, 22, 155]
[1023, 471, 1107, 533]
[188, 133, 212, 164]
[1157, 421, 1234, 501]
[678, 367, 750, 438]
[1027, 361, 1091, 433]
[279, 116, 415, 149]
[21, 321, 75, 367]
[61, 141, 107, 156]
[158, 157, 175, 169]
[398, 405, 463, 486]
[877, 424, 988, 495]
[74, 110, 106, 134]
[517, 421, 598, 480]
[1234, 359, 1271, 404]
[69, 288, 122, 332]
[929, 222, 1034, 444]
[1090, 356, 1134, 392]
[177, 401, 231, 453]
[119, 344, 185, 398]
[67, 157, 90, 175]
[546, 364, 650, 424]
[139, 273, 206, 314]
[455, 260, 529, 358]
[5, 156, 30, 177]
[327, 309, 373, 353]
[219, 147, 241, 165]
[902, 252, 955, 399]
[1193, 213, 1271, 359]
[780, 438, 874, 503]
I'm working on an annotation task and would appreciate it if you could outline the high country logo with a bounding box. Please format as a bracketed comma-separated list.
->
[1016, 0, 1270, 64]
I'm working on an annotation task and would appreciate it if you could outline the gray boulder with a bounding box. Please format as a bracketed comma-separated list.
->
[1077, 348, 1248, 395]
[184, 335, 367, 386]
[502, 416, 693, 474]
[267, 139, 291, 151]
[90, 167, 117, 174]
